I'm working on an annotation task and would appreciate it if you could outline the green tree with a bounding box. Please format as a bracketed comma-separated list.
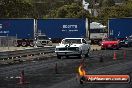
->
[30, 0, 76, 18]
[45, 3, 90, 18]
[98, 0, 132, 24]
[99, 0, 115, 7]
[0, 0, 33, 18]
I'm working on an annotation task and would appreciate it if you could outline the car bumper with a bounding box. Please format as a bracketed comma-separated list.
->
[101, 45, 119, 49]
[55, 51, 81, 56]
[120, 44, 128, 47]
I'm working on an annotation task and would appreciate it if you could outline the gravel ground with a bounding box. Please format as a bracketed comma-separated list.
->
[0, 47, 132, 88]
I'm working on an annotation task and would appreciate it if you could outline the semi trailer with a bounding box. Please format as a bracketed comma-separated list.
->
[0, 18, 51, 47]
[108, 18, 132, 38]
[37, 18, 107, 44]
[0, 18, 107, 47]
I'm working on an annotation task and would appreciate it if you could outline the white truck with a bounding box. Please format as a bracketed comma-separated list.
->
[90, 22, 107, 44]
[55, 38, 91, 59]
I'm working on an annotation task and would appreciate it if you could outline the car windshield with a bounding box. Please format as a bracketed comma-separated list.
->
[62, 39, 81, 44]
[127, 37, 132, 41]
[103, 38, 117, 41]
[37, 36, 49, 40]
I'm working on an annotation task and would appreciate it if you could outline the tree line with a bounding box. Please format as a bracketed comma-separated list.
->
[0, 0, 131, 24]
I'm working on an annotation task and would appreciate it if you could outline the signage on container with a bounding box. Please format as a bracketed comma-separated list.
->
[0, 24, 2, 29]
[0, 24, 9, 34]
[62, 25, 78, 32]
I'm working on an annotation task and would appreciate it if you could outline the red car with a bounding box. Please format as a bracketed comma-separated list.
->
[101, 38, 120, 50]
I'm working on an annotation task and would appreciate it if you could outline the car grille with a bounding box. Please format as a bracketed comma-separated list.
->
[41, 41, 47, 43]
[40, 41, 49, 45]
[58, 47, 77, 51]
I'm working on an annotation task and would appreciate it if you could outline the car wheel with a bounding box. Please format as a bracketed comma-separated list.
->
[57, 55, 61, 59]
[78, 51, 83, 59]
[22, 41, 27, 47]
[116, 47, 119, 50]
[128, 43, 131, 47]
[30, 42, 34, 47]
[114, 46, 119, 50]
[78, 54, 82, 59]
[66, 56, 69, 58]
[85, 49, 89, 57]
[101, 48, 105, 50]
[130, 43, 132, 47]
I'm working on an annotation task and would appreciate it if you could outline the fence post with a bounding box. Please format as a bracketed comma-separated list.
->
[7, 34, 9, 50]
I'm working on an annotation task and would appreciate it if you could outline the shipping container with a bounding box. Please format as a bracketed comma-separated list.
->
[37, 18, 107, 43]
[0, 18, 35, 47]
[0, 18, 108, 46]
[108, 18, 132, 38]
[37, 18, 87, 41]
[0, 18, 34, 39]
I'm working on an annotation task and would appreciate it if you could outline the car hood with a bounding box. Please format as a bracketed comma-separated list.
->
[102, 41, 119, 45]
[56, 44, 82, 48]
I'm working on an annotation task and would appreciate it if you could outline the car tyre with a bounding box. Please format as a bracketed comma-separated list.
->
[57, 55, 61, 59]
[30, 42, 34, 47]
[130, 43, 132, 47]
[85, 49, 89, 57]
[101, 48, 105, 50]
[78, 54, 82, 59]
[66, 56, 69, 58]
[22, 41, 27, 47]
[116, 47, 119, 50]
[78, 51, 83, 59]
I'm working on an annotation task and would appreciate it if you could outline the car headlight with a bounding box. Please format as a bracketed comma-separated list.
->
[55, 48, 59, 51]
[35, 41, 38, 44]
[125, 42, 128, 44]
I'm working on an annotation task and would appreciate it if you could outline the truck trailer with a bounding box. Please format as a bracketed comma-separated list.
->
[108, 18, 132, 38]
[37, 18, 107, 44]
[0, 18, 107, 46]
[0, 18, 51, 47]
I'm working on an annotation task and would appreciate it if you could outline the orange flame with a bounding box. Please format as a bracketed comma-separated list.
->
[78, 65, 86, 76]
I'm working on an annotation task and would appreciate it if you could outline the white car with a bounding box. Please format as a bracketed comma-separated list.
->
[55, 38, 91, 59]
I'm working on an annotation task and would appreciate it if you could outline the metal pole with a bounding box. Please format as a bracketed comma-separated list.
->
[15, 34, 17, 47]
[1, 37, 5, 49]
[88, 19, 90, 40]
[7, 34, 9, 50]
[81, 0, 91, 40]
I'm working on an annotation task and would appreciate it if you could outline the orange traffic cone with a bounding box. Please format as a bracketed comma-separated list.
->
[19, 70, 25, 84]
[113, 51, 117, 60]
[124, 50, 126, 59]
[18, 70, 29, 85]
[80, 58, 85, 66]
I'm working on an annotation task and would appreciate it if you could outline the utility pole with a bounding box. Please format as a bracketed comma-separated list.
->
[92, 0, 95, 17]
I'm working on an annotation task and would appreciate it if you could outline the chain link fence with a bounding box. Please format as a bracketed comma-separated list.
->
[0, 36, 16, 47]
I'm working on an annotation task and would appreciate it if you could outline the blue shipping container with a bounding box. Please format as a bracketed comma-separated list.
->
[0, 19, 34, 39]
[37, 18, 86, 39]
[109, 18, 132, 38]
